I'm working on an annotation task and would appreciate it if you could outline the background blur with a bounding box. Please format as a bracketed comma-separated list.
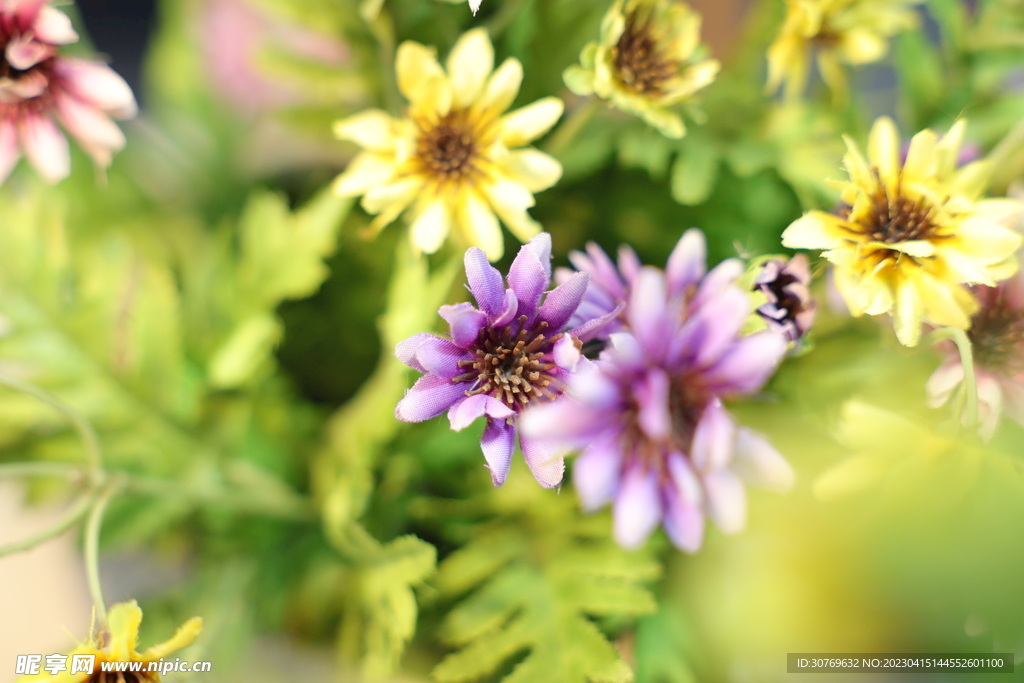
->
[3, 1, 1024, 682]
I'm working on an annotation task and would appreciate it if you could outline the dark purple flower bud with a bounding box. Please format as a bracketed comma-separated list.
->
[753, 254, 817, 344]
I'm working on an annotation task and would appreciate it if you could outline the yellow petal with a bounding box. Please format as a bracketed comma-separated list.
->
[496, 206, 542, 244]
[868, 116, 900, 187]
[915, 274, 972, 329]
[952, 217, 1023, 263]
[446, 28, 494, 108]
[475, 58, 522, 117]
[902, 128, 937, 183]
[362, 176, 422, 214]
[332, 110, 397, 152]
[971, 198, 1024, 223]
[640, 106, 686, 139]
[841, 135, 874, 189]
[838, 28, 887, 64]
[935, 118, 967, 179]
[563, 64, 596, 95]
[396, 41, 451, 114]
[499, 148, 562, 192]
[142, 617, 203, 661]
[950, 159, 994, 200]
[781, 211, 846, 250]
[893, 271, 924, 346]
[331, 153, 397, 197]
[410, 199, 452, 254]
[499, 97, 564, 147]
[876, 239, 934, 257]
[106, 601, 143, 661]
[461, 192, 504, 260]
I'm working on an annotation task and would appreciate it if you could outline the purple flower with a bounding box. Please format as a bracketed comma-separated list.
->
[521, 230, 794, 552]
[395, 234, 617, 488]
[753, 254, 816, 344]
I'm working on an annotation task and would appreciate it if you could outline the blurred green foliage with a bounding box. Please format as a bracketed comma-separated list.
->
[4, 0, 1024, 682]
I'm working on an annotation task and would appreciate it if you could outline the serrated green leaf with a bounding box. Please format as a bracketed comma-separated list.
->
[431, 474, 661, 683]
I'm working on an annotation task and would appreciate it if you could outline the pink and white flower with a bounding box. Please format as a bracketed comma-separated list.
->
[0, 0, 137, 184]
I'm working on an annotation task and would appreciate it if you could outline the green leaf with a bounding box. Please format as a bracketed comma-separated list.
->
[431, 473, 661, 683]
[894, 31, 945, 126]
[343, 534, 439, 680]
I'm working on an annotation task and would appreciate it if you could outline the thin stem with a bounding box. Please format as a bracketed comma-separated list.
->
[484, 0, 528, 37]
[0, 374, 104, 486]
[0, 492, 95, 557]
[543, 98, 601, 158]
[83, 482, 121, 625]
[0, 461, 84, 480]
[926, 327, 979, 430]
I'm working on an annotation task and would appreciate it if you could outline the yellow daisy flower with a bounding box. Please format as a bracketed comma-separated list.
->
[332, 28, 564, 261]
[782, 117, 1023, 347]
[766, 0, 920, 101]
[562, 0, 720, 139]
[18, 600, 202, 682]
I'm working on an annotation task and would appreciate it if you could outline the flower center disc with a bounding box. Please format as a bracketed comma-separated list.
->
[969, 292, 1024, 373]
[862, 171, 939, 244]
[613, 14, 675, 95]
[417, 110, 477, 181]
[453, 315, 562, 409]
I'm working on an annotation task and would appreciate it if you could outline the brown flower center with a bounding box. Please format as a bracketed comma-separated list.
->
[416, 109, 477, 181]
[612, 12, 676, 95]
[620, 375, 709, 478]
[969, 289, 1024, 374]
[860, 170, 939, 244]
[453, 315, 564, 409]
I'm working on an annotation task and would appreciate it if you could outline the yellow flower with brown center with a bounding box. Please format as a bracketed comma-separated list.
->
[782, 117, 1023, 347]
[563, 0, 719, 139]
[332, 28, 564, 261]
[766, 0, 920, 101]
[18, 600, 202, 683]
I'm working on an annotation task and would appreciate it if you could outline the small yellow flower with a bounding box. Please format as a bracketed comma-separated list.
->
[782, 117, 1023, 347]
[563, 0, 719, 139]
[766, 0, 920, 101]
[18, 600, 202, 682]
[332, 28, 564, 261]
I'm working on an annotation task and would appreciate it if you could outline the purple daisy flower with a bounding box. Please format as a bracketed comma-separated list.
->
[558, 230, 707, 337]
[753, 254, 816, 344]
[521, 229, 794, 551]
[395, 234, 617, 488]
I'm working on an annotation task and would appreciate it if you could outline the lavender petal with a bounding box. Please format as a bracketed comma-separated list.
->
[537, 270, 590, 331]
[481, 418, 516, 486]
[613, 464, 663, 549]
[666, 228, 706, 296]
[440, 302, 488, 348]
[520, 433, 565, 488]
[395, 374, 468, 423]
[464, 246, 506, 316]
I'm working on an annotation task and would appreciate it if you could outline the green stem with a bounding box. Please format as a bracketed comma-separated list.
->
[0, 492, 95, 557]
[543, 98, 601, 158]
[0, 374, 104, 486]
[484, 0, 528, 37]
[84, 482, 121, 625]
[926, 327, 979, 430]
[0, 461, 84, 480]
